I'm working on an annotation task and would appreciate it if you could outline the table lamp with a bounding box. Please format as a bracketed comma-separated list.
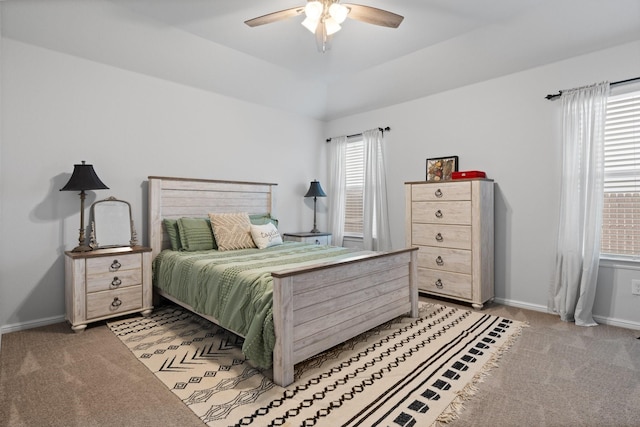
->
[60, 161, 109, 252]
[304, 180, 326, 233]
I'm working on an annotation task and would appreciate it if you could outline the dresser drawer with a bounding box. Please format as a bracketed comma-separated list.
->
[86, 285, 143, 320]
[86, 269, 142, 293]
[412, 201, 471, 225]
[416, 246, 472, 274]
[412, 223, 471, 250]
[86, 253, 141, 274]
[418, 268, 472, 299]
[412, 181, 471, 201]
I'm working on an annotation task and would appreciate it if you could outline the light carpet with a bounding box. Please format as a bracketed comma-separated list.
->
[107, 303, 524, 427]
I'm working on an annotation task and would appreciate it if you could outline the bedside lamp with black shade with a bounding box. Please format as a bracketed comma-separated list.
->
[60, 161, 109, 252]
[304, 180, 326, 233]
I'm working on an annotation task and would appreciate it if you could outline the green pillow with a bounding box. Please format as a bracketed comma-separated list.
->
[163, 219, 181, 251]
[177, 217, 217, 251]
[249, 213, 279, 228]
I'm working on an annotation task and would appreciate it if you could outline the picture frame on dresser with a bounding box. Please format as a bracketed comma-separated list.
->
[426, 155, 458, 182]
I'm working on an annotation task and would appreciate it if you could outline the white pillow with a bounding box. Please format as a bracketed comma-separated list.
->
[250, 223, 283, 249]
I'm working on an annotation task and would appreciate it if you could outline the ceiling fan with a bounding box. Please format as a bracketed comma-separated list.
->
[244, 0, 404, 53]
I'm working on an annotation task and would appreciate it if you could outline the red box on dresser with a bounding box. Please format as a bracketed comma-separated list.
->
[452, 171, 487, 179]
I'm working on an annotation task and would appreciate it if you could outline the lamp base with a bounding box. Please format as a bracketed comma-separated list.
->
[72, 244, 94, 252]
[310, 228, 320, 233]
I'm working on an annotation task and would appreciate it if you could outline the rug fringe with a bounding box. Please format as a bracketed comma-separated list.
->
[431, 322, 529, 426]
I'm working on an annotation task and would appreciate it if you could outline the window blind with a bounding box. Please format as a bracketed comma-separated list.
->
[602, 90, 640, 256]
[345, 139, 364, 235]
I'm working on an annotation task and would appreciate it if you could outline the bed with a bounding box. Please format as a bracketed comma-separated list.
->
[148, 176, 418, 386]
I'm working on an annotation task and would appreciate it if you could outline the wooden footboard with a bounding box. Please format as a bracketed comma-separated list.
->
[271, 247, 418, 386]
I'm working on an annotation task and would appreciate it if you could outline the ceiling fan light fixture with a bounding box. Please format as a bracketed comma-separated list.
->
[244, 1, 404, 53]
[324, 17, 341, 35]
[301, 17, 319, 33]
[304, 1, 323, 20]
[329, 3, 348, 24]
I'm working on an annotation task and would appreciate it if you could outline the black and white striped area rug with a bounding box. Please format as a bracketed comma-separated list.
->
[108, 303, 524, 427]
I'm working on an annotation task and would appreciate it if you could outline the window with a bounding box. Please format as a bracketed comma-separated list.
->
[601, 89, 640, 257]
[344, 137, 364, 236]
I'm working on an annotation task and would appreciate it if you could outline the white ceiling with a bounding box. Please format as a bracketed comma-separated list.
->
[3, 0, 640, 120]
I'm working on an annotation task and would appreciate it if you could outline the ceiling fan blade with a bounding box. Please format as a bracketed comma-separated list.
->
[244, 6, 305, 27]
[343, 4, 404, 28]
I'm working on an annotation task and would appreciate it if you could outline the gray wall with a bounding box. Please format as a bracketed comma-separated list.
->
[326, 40, 640, 329]
[0, 37, 327, 332]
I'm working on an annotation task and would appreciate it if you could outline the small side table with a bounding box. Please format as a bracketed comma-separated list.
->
[283, 232, 332, 246]
[64, 246, 153, 332]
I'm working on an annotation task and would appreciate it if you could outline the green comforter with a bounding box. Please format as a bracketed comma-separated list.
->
[152, 242, 360, 368]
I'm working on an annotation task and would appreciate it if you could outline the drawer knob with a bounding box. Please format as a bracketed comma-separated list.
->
[435, 279, 444, 289]
[435, 209, 443, 218]
[435, 233, 443, 242]
[435, 189, 443, 198]
[436, 256, 444, 266]
[111, 297, 122, 308]
[315, 239, 320, 245]
[111, 277, 122, 287]
[111, 260, 122, 270]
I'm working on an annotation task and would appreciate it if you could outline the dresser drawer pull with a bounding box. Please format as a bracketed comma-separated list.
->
[111, 297, 122, 308]
[111, 260, 122, 270]
[435, 233, 443, 242]
[435, 189, 443, 198]
[436, 256, 444, 266]
[435, 279, 443, 289]
[111, 277, 122, 287]
[435, 210, 443, 218]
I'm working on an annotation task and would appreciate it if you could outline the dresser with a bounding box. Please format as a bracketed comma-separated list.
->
[64, 246, 153, 332]
[405, 179, 494, 309]
[283, 232, 332, 245]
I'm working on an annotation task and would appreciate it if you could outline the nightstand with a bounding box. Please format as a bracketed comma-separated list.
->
[64, 246, 153, 332]
[283, 232, 332, 245]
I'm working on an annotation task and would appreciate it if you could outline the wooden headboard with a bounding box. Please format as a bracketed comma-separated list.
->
[148, 176, 278, 259]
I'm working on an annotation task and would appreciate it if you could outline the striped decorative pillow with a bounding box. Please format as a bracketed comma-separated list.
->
[176, 217, 216, 251]
[208, 212, 257, 251]
[163, 219, 182, 251]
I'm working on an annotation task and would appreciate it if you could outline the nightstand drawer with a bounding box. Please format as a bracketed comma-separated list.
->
[416, 246, 471, 274]
[283, 233, 332, 245]
[86, 285, 143, 320]
[86, 269, 142, 293]
[412, 181, 471, 201]
[412, 201, 471, 225]
[418, 268, 472, 299]
[86, 253, 141, 274]
[412, 223, 471, 249]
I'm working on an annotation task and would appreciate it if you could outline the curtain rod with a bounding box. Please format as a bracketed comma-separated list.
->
[545, 76, 640, 100]
[326, 126, 391, 142]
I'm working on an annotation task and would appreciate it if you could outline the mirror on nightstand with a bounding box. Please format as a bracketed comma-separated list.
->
[89, 196, 138, 249]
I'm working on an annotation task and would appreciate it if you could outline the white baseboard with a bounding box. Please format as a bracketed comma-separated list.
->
[493, 297, 547, 313]
[592, 314, 640, 331]
[0, 315, 66, 351]
[496, 297, 640, 331]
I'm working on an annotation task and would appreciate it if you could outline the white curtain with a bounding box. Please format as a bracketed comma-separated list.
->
[327, 135, 347, 247]
[362, 128, 391, 251]
[549, 81, 610, 326]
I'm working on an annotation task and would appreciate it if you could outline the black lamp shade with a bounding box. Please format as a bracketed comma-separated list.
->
[304, 180, 326, 198]
[60, 161, 109, 192]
